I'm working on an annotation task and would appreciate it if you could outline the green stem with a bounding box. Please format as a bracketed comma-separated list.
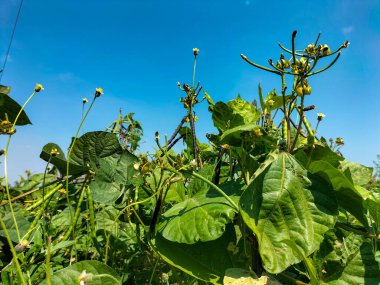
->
[148, 258, 159, 285]
[192, 56, 197, 88]
[86, 187, 96, 240]
[23, 195, 55, 241]
[241, 54, 281, 75]
[290, 95, 305, 153]
[26, 183, 63, 211]
[65, 95, 97, 225]
[308, 52, 341, 76]
[62, 180, 88, 241]
[3, 90, 37, 242]
[281, 74, 291, 151]
[46, 236, 52, 285]
[0, 215, 27, 285]
[175, 168, 238, 211]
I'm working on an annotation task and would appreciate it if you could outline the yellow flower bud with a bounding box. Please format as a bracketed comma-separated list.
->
[317, 113, 325, 121]
[34, 84, 44, 92]
[335, 137, 344, 146]
[95, 87, 103, 97]
[50, 148, 60, 156]
[304, 85, 312, 95]
[82, 98, 88, 103]
[193, 48, 199, 56]
[322, 44, 330, 56]
[193, 116, 198, 122]
[295, 86, 304, 96]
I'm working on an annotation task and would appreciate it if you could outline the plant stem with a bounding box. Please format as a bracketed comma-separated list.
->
[148, 258, 159, 285]
[290, 95, 305, 152]
[281, 74, 291, 151]
[0, 215, 27, 285]
[65, 95, 97, 229]
[175, 168, 239, 211]
[62, 179, 88, 241]
[46, 236, 52, 285]
[3, 90, 37, 242]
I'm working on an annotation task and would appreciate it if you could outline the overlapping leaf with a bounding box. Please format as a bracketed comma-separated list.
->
[40, 143, 88, 176]
[309, 160, 368, 227]
[39, 260, 120, 285]
[89, 149, 137, 204]
[240, 152, 338, 273]
[157, 181, 241, 244]
[0, 92, 31, 125]
[153, 224, 236, 285]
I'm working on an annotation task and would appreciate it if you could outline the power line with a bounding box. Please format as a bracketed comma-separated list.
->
[0, 0, 24, 83]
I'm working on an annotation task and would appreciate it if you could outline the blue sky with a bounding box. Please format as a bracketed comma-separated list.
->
[1, 0, 380, 182]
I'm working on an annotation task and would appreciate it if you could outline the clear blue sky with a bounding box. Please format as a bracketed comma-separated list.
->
[1, 0, 379, 182]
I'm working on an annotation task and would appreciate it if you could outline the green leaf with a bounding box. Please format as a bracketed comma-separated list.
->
[308, 160, 368, 227]
[295, 144, 344, 169]
[0, 85, 11, 95]
[157, 181, 241, 244]
[0, 93, 31, 125]
[240, 152, 338, 273]
[153, 224, 236, 284]
[339, 160, 373, 186]
[40, 143, 88, 176]
[264, 89, 293, 110]
[224, 268, 281, 285]
[70, 131, 123, 169]
[282, 239, 319, 285]
[165, 180, 187, 203]
[324, 235, 380, 285]
[89, 149, 137, 205]
[0, 209, 32, 243]
[220, 124, 258, 145]
[39, 260, 121, 285]
[212, 96, 260, 133]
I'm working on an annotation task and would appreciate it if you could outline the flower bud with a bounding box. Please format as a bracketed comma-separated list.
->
[304, 85, 312, 95]
[50, 148, 60, 156]
[193, 48, 199, 56]
[335, 137, 344, 146]
[305, 43, 315, 54]
[95, 87, 103, 97]
[295, 86, 304, 96]
[34, 84, 44, 92]
[317, 113, 325, 121]
[82, 98, 88, 104]
[322, 44, 330, 56]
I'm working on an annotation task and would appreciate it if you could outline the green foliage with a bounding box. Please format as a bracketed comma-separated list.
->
[1, 33, 379, 285]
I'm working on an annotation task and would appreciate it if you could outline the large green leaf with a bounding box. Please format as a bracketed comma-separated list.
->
[40, 143, 88, 176]
[339, 160, 373, 186]
[39, 260, 120, 285]
[0, 208, 32, 243]
[239, 152, 338, 273]
[153, 224, 236, 284]
[294, 144, 344, 169]
[157, 181, 241, 244]
[220, 124, 259, 145]
[0, 93, 31, 125]
[212, 96, 260, 133]
[308, 160, 368, 227]
[324, 235, 380, 285]
[69, 131, 123, 169]
[89, 149, 137, 204]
